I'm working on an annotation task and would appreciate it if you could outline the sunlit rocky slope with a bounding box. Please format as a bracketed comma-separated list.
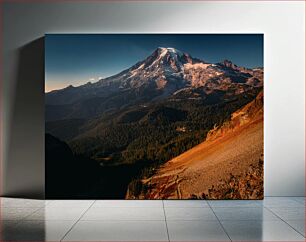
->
[127, 91, 263, 199]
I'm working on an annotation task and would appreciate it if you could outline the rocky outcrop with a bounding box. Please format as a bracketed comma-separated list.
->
[127, 91, 264, 200]
[206, 91, 263, 142]
[201, 157, 263, 200]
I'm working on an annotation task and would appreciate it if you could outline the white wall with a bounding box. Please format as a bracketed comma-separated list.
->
[2, 1, 305, 197]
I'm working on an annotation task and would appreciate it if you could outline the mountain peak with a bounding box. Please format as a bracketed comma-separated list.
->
[219, 59, 238, 69]
[157, 47, 180, 51]
[157, 47, 184, 56]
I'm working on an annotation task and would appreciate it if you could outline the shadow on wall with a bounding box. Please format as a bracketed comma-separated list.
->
[4, 37, 45, 199]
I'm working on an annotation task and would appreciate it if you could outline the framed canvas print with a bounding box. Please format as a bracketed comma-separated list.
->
[45, 34, 263, 199]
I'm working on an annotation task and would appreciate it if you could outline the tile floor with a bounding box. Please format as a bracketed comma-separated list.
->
[0, 197, 304, 241]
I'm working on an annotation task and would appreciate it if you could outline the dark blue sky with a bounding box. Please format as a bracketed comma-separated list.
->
[45, 34, 263, 92]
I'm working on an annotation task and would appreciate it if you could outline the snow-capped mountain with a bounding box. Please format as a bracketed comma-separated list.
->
[92, 47, 204, 89]
[95, 47, 263, 92]
[45, 47, 263, 121]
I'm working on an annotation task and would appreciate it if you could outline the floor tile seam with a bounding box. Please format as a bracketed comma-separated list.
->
[2, 206, 46, 229]
[45, 200, 97, 211]
[292, 198, 306, 206]
[17, 206, 44, 221]
[207, 200, 232, 242]
[264, 206, 305, 238]
[162, 201, 170, 242]
[60, 200, 96, 242]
